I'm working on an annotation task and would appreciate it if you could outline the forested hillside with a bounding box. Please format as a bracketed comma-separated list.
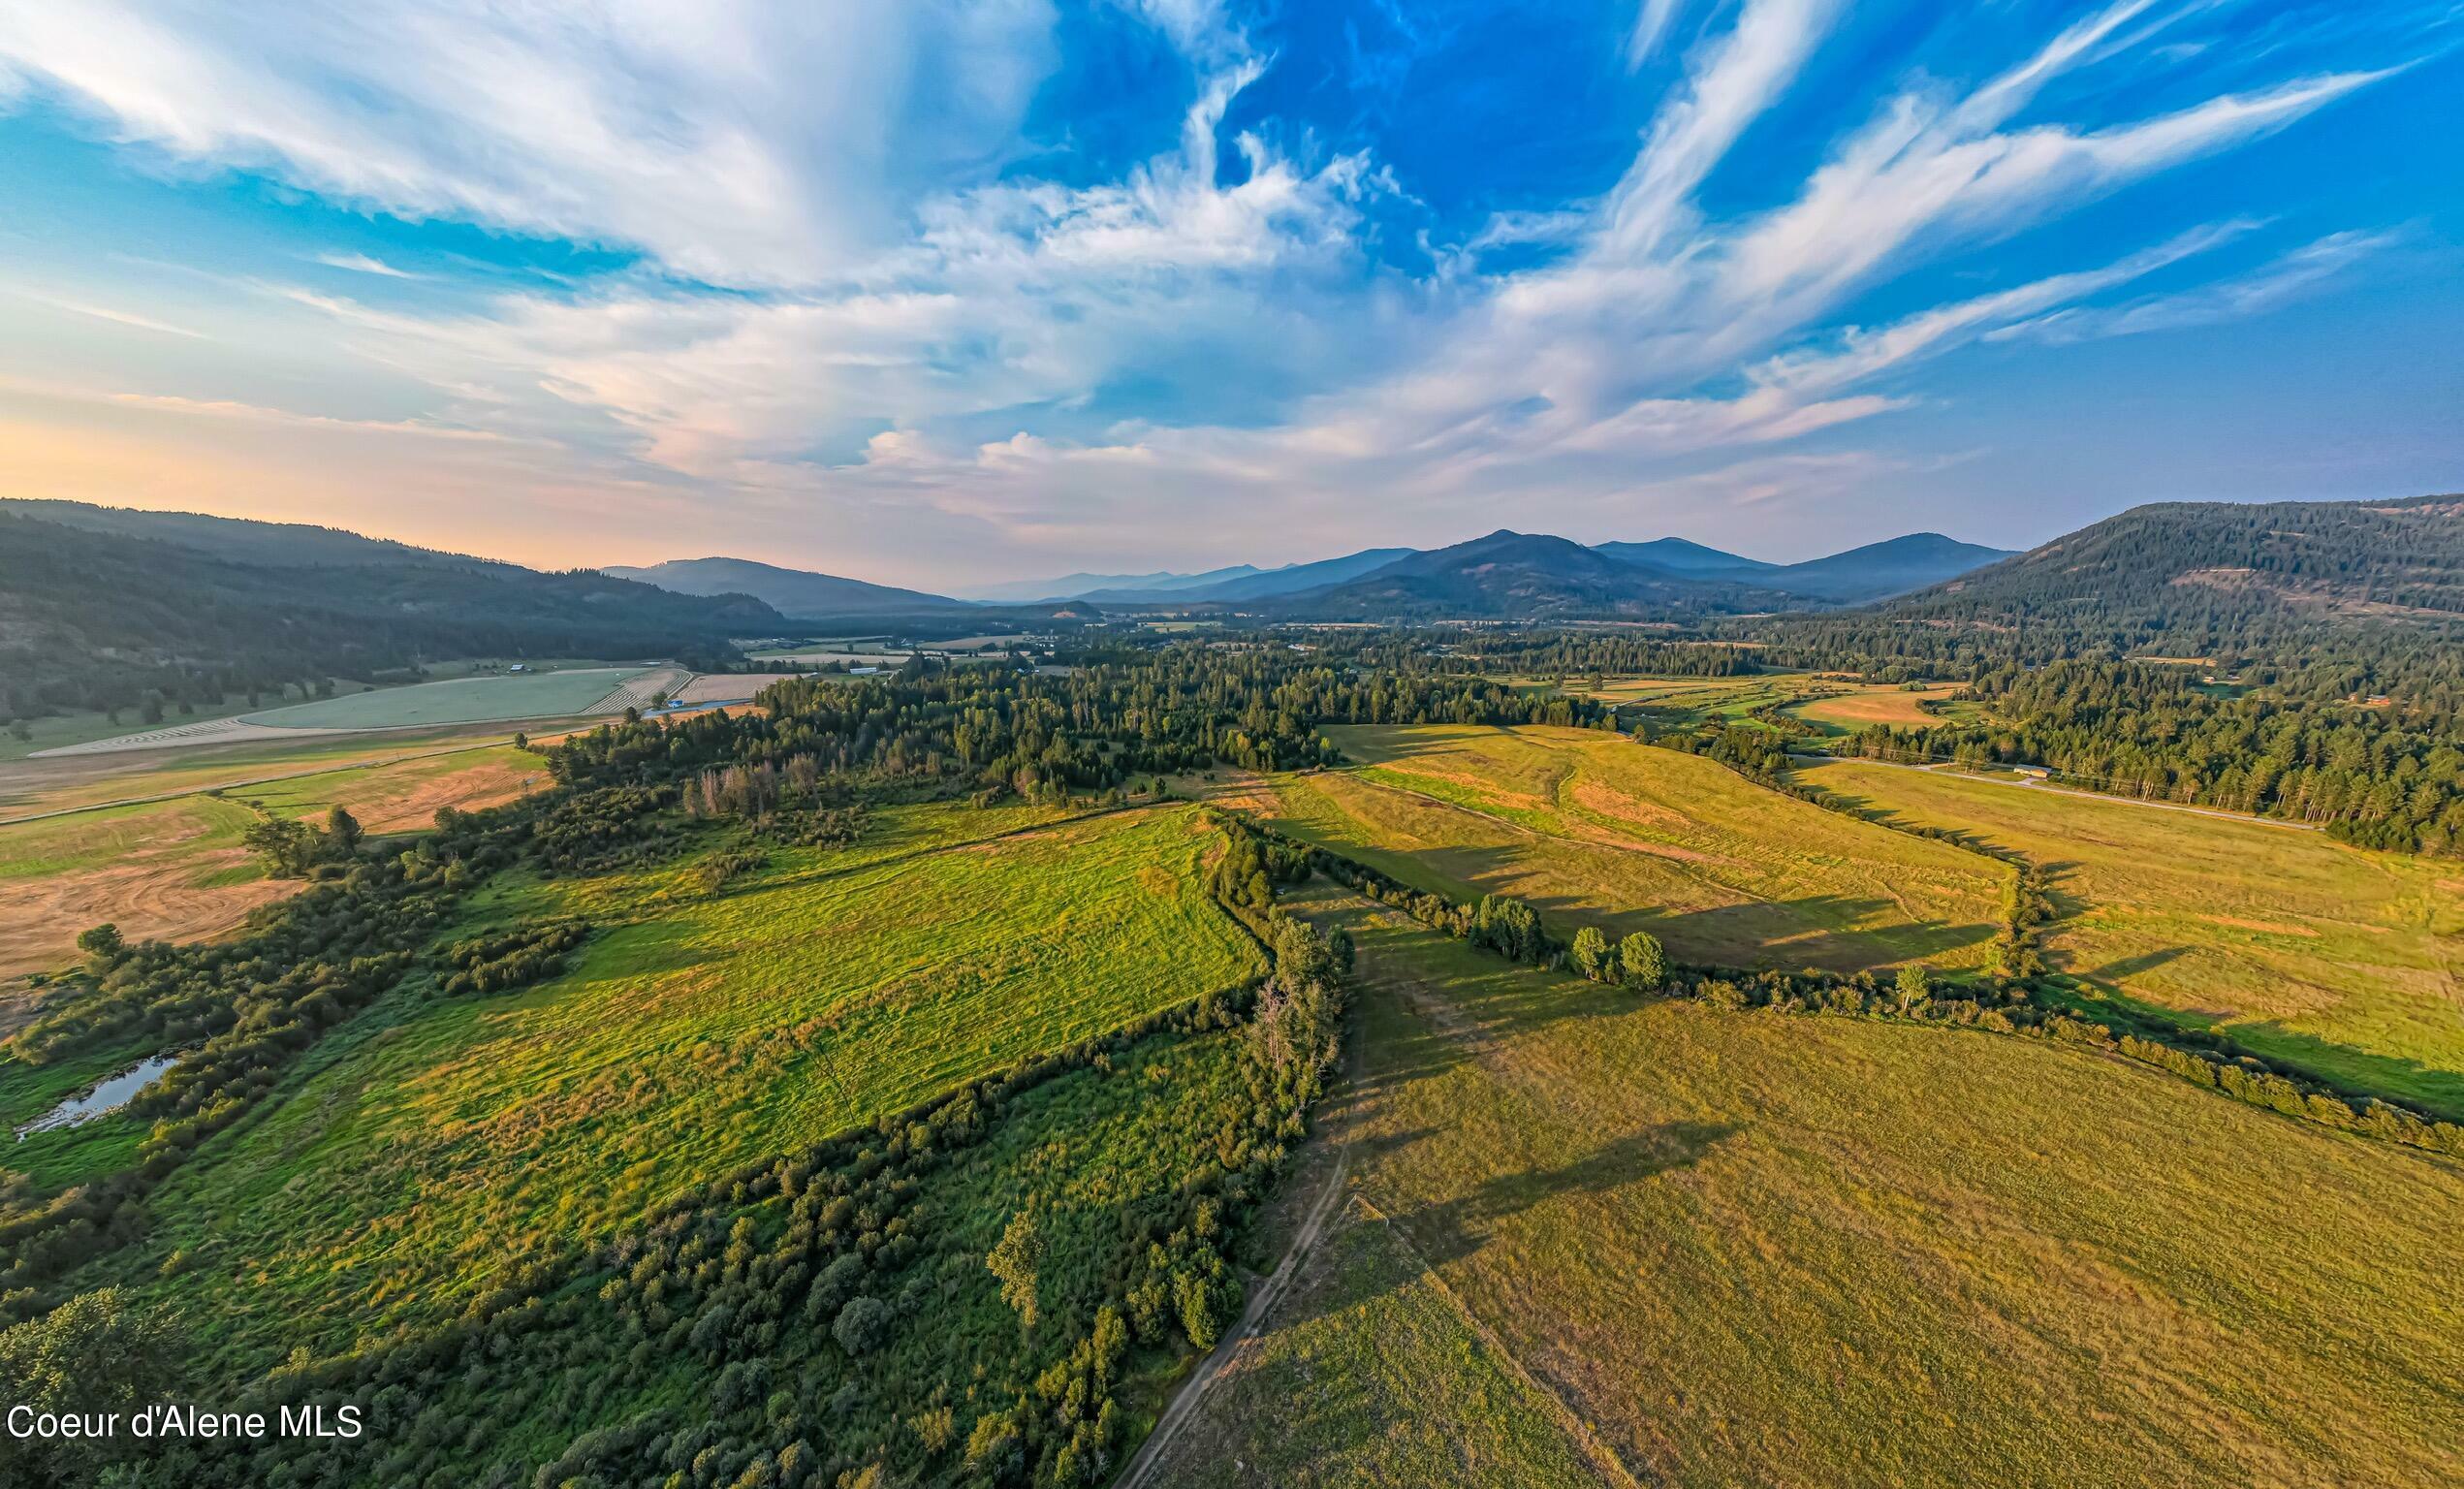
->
[0, 507, 783, 724]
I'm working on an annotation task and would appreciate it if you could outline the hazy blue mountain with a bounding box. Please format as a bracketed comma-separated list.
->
[960, 563, 1265, 603]
[1288, 530, 1798, 618]
[1763, 533, 2019, 603]
[1592, 537, 1778, 576]
[1597, 530, 2014, 603]
[1078, 548, 1419, 605]
[603, 556, 964, 618]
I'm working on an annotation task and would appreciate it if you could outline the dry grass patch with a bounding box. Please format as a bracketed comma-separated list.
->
[1798, 758, 2464, 1117]
[1175, 898, 2464, 1489]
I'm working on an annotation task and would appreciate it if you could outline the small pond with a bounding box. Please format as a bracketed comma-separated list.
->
[15, 1056, 178, 1138]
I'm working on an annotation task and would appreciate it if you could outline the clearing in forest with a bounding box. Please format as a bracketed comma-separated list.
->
[96, 801, 1265, 1376]
[1155, 892, 2464, 1489]
[1261, 724, 2006, 972]
[1797, 757, 2464, 1117]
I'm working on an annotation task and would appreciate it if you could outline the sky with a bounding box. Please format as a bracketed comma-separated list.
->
[0, 1, 2457, 591]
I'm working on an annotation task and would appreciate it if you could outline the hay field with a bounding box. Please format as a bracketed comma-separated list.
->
[99, 803, 1265, 1372]
[0, 744, 552, 974]
[225, 743, 541, 831]
[1261, 725, 2006, 972]
[0, 796, 286, 976]
[1783, 682, 1962, 733]
[1798, 758, 2464, 1117]
[1159, 893, 2464, 1489]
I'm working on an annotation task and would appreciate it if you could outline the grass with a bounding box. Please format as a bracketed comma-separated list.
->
[237, 667, 650, 729]
[225, 743, 542, 831]
[98, 802, 1266, 1373]
[0, 796, 284, 977]
[1780, 681, 1962, 735]
[1148, 1209, 1606, 1489]
[0, 745, 553, 976]
[1185, 890, 2464, 1489]
[1260, 725, 2006, 973]
[0, 724, 532, 819]
[1795, 758, 2464, 1118]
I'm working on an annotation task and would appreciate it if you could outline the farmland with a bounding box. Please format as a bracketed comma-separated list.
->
[234, 665, 661, 729]
[1797, 758, 2464, 1117]
[86, 802, 1266, 1376]
[1258, 724, 2006, 972]
[0, 795, 284, 977]
[1780, 681, 1963, 734]
[1155, 891, 2464, 1489]
[0, 741, 550, 975]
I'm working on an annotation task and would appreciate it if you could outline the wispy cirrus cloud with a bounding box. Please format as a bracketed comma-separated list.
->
[311, 251, 416, 279]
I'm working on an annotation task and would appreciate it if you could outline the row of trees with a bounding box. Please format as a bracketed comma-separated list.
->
[1843, 659, 2464, 854]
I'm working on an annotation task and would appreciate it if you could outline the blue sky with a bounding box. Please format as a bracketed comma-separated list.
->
[0, 0, 2455, 588]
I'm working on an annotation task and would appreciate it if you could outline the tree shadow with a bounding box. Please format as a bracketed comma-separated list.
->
[1320, 837, 1997, 976]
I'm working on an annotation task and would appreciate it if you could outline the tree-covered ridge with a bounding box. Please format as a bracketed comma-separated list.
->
[0, 509, 779, 721]
[1839, 659, 2464, 854]
[1748, 496, 2464, 681]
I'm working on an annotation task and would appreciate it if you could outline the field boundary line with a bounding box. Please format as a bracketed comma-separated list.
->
[0, 739, 529, 828]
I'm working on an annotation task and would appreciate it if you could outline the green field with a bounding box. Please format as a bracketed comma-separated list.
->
[1149, 1205, 1606, 1489]
[92, 802, 1266, 1376]
[1259, 725, 2006, 972]
[1798, 758, 2464, 1117]
[1167, 890, 2464, 1488]
[238, 667, 650, 729]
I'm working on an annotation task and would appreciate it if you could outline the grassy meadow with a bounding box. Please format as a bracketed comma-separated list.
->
[94, 801, 1266, 1375]
[1260, 724, 2006, 972]
[1798, 758, 2464, 1117]
[1172, 889, 2464, 1489]
[1780, 681, 1963, 735]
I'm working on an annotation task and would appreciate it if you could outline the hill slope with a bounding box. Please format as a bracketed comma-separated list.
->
[603, 554, 963, 617]
[0, 505, 781, 720]
[1155, 893, 2464, 1489]
[1883, 496, 2464, 637]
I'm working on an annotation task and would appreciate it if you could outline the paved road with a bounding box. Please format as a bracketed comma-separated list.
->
[1791, 753, 2324, 832]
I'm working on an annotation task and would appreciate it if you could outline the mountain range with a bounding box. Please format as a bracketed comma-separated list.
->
[613, 532, 2018, 620]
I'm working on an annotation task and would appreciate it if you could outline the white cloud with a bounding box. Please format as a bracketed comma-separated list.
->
[1988, 228, 2403, 345]
[312, 251, 416, 279]
[0, 0, 2425, 580]
[0, 0, 1060, 287]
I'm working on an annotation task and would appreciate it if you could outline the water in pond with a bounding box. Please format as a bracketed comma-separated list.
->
[16, 1056, 177, 1138]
